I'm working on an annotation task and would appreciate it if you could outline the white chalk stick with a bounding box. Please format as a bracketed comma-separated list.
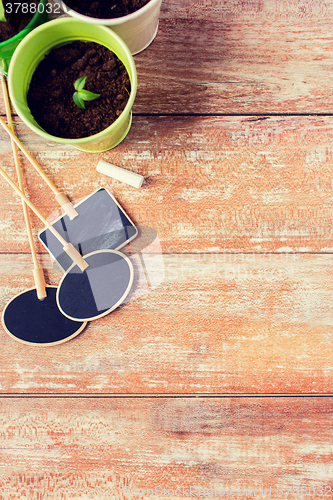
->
[97, 160, 144, 189]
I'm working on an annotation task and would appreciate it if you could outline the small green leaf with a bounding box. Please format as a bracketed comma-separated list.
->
[0, 0, 7, 22]
[73, 92, 85, 109]
[74, 76, 86, 91]
[79, 89, 101, 101]
[73, 75, 100, 109]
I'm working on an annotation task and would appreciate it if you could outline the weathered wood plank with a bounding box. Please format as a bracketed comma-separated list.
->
[0, 397, 332, 499]
[0, 1, 333, 115]
[0, 252, 333, 393]
[134, 0, 333, 113]
[1, 116, 333, 253]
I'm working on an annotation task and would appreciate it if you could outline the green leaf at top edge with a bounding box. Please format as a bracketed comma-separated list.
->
[73, 92, 85, 109]
[0, 0, 6, 22]
[74, 76, 86, 91]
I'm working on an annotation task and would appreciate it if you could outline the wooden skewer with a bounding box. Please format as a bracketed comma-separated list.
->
[0, 115, 78, 220]
[0, 162, 88, 272]
[1, 75, 47, 299]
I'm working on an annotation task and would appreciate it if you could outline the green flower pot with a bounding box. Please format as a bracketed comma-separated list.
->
[0, 0, 47, 75]
[8, 17, 137, 152]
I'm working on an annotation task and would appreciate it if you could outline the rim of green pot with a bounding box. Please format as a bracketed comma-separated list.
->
[0, 0, 47, 49]
[0, 0, 47, 74]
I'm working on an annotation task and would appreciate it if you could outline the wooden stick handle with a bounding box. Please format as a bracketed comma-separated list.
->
[0, 115, 78, 219]
[1, 74, 47, 300]
[0, 165, 88, 271]
[32, 268, 48, 300]
[63, 243, 89, 271]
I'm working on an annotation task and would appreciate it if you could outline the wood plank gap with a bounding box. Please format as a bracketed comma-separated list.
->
[132, 112, 333, 117]
[5, 112, 333, 119]
[1, 393, 333, 398]
[2, 252, 333, 256]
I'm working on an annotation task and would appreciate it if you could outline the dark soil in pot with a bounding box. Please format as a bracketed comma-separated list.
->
[63, 0, 150, 19]
[0, 0, 38, 42]
[27, 40, 131, 139]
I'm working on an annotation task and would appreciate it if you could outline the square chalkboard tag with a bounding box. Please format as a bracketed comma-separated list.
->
[38, 188, 138, 272]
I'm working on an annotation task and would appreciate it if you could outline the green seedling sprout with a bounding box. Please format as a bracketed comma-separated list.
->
[73, 76, 100, 110]
[0, 0, 6, 22]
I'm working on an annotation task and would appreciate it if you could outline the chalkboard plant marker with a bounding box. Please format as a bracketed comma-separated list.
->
[0, 98, 139, 270]
[2, 286, 87, 346]
[0, 164, 89, 271]
[59, 0, 163, 55]
[0, 75, 87, 346]
[38, 187, 138, 273]
[56, 249, 134, 322]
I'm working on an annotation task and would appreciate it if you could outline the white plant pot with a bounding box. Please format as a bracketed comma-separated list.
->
[59, 0, 162, 55]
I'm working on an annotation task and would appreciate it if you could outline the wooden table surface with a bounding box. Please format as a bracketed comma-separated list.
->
[1, 0, 333, 498]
